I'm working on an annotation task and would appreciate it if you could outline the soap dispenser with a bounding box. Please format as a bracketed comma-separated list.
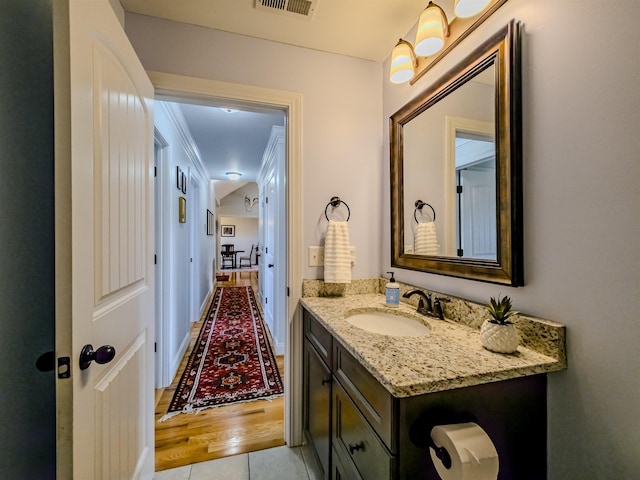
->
[385, 271, 400, 307]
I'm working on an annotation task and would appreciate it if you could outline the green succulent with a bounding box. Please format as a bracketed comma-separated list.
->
[486, 295, 518, 325]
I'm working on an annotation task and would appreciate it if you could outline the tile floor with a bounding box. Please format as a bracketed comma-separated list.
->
[153, 446, 321, 480]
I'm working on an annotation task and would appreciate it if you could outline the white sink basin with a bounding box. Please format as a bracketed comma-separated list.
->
[345, 311, 430, 337]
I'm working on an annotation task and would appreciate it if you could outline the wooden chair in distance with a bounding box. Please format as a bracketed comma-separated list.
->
[221, 244, 235, 269]
[238, 244, 254, 268]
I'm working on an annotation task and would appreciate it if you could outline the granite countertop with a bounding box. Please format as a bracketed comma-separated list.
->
[300, 293, 566, 398]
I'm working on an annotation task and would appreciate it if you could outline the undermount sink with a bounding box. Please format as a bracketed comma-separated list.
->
[345, 310, 430, 337]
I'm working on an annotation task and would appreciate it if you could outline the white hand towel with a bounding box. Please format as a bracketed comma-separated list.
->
[324, 220, 352, 284]
[414, 221, 439, 255]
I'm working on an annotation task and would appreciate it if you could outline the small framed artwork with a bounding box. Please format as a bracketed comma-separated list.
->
[179, 197, 186, 223]
[176, 166, 183, 190]
[206, 209, 214, 235]
[221, 225, 235, 237]
[181, 171, 187, 194]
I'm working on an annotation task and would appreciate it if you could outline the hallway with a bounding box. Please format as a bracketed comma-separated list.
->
[154, 271, 285, 472]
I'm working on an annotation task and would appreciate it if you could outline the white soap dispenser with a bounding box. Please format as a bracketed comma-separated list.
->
[385, 271, 400, 307]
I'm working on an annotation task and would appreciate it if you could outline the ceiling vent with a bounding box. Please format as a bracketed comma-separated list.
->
[255, 0, 319, 21]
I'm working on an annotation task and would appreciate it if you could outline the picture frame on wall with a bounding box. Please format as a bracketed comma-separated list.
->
[221, 225, 235, 237]
[206, 209, 214, 235]
[179, 196, 186, 223]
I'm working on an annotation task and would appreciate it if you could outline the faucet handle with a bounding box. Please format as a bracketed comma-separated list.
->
[432, 297, 450, 319]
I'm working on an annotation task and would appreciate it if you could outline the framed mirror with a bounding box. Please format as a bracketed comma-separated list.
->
[390, 20, 523, 286]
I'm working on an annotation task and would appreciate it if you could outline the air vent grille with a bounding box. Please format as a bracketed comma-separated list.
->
[255, 0, 318, 20]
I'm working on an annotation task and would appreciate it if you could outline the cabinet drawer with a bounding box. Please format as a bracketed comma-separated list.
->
[333, 381, 394, 480]
[333, 343, 396, 452]
[304, 309, 332, 367]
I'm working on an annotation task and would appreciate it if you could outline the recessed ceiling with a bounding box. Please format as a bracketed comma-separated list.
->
[119, 0, 431, 62]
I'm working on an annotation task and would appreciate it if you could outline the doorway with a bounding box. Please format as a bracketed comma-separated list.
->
[151, 75, 303, 471]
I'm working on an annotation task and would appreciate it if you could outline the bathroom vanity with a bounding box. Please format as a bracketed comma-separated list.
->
[300, 287, 566, 480]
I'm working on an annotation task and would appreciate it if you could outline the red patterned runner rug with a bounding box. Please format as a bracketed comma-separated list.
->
[161, 286, 283, 420]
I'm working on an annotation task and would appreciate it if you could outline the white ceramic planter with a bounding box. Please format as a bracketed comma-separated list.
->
[480, 320, 520, 354]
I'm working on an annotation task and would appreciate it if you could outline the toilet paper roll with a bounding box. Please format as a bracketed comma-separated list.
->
[429, 422, 499, 480]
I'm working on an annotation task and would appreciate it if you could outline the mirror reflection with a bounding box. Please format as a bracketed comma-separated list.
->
[402, 65, 496, 259]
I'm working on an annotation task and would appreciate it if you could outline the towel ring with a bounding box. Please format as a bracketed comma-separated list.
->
[325, 196, 351, 221]
[414, 200, 436, 223]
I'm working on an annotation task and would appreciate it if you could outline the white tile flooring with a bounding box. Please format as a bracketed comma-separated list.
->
[153, 446, 321, 480]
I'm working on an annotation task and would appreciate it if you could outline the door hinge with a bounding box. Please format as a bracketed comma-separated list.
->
[154, 254, 157, 265]
[266, 197, 269, 204]
[265, 297, 268, 304]
[154, 342, 157, 353]
[457, 185, 463, 194]
[457, 248, 464, 257]
[154, 166, 157, 177]
[287, 287, 290, 297]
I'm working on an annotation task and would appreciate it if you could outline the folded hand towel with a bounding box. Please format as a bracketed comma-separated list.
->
[324, 220, 352, 284]
[414, 221, 439, 255]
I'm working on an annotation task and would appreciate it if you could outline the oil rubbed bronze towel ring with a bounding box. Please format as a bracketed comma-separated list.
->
[325, 196, 351, 221]
[414, 199, 436, 223]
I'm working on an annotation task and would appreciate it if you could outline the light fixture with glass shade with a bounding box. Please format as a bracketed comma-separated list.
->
[390, 39, 417, 84]
[454, 0, 492, 18]
[225, 172, 242, 181]
[414, 2, 450, 57]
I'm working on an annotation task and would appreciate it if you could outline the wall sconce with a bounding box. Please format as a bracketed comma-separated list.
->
[225, 171, 242, 181]
[454, 0, 492, 18]
[390, 0, 510, 85]
[390, 39, 417, 84]
[415, 2, 450, 57]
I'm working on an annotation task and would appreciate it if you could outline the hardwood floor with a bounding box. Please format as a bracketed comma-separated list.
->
[154, 270, 285, 472]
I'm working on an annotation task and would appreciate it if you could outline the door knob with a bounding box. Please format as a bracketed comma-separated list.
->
[268, 263, 274, 268]
[79, 344, 116, 370]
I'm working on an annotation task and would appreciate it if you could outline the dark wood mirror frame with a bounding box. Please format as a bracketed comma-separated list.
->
[390, 20, 523, 286]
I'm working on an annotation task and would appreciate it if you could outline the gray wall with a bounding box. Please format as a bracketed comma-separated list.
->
[0, 1, 56, 477]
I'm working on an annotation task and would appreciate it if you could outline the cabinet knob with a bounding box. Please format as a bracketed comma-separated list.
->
[321, 378, 331, 386]
[348, 442, 365, 454]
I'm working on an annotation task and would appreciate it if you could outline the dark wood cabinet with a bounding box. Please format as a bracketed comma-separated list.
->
[302, 307, 548, 480]
[303, 310, 333, 479]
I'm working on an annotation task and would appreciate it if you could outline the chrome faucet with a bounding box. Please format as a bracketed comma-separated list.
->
[402, 290, 433, 316]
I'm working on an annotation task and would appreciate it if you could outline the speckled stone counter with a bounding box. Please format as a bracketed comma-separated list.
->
[300, 289, 567, 398]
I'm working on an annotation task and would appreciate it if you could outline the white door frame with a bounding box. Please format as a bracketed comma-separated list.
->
[148, 71, 304, 446]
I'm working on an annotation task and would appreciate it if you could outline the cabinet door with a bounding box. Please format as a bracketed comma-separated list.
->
[332, 447, 362, 480]
[304, 339, 332, 478]
[333, 381, 394, 480]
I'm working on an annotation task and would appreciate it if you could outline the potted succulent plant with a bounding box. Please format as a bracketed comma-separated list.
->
[480, 295, 520, 353]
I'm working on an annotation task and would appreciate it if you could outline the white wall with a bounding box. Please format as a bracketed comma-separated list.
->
[219, 216, 259, 266]
[383, 1, 640, 478]
[155, 102, 216, 385]
[125, 14, 383, 280]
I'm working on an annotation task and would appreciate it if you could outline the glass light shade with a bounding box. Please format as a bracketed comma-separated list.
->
[225, 172, 242, 181]
[390, 40, 415, 84]
[454, 0, 492, 18]
[415, 4, 447, 57]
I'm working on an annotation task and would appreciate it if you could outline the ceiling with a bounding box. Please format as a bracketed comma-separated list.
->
[121, 1, 448, 188]
[119, 0, 430, 62]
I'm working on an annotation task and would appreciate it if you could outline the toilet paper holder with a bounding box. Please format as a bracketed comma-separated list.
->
[410, 411, 478, 471]
[431, 441, 453, 469]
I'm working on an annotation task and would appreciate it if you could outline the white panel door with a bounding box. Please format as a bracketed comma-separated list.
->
[67, 1, 155, 478]
[263, 173, 276, 336]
